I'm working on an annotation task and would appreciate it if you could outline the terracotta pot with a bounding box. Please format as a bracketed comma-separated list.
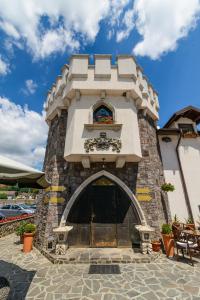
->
[23, 233, 34, 253]
[152, 242, 161, 252]
[162, 234, 174, 257]
[20, 234, 24, 244]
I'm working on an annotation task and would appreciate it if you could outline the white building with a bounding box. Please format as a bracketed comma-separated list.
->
[158, 106, 200, 225]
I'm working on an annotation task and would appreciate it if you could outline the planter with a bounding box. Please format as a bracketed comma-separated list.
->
[20, 234, 24, 244]
[23, 232, 35, 253]
[151, 241, 161, 252]
[162, 234, 174, 257]
[185, 224, 195, 230]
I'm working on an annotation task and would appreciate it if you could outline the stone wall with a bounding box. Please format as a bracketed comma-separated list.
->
[0, 216, 34, 238]
[35, 109, 171, 250]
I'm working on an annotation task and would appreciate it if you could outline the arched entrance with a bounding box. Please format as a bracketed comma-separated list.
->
[61, 171, 146, 248]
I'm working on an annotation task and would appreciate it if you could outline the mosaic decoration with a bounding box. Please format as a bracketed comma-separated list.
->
[93, 105, 113, 124]
[92, 176, 115, 186]
[84, 132, 121, 153]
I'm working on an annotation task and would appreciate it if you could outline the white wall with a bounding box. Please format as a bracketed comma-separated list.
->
[159, 135, 189, 222]
[64, 95, 142, 163]
[178, 137, 200, 224]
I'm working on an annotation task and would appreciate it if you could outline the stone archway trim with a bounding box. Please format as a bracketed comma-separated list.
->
[60, 170, 147, 226]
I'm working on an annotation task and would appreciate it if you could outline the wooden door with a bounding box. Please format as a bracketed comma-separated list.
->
[91, 186, 117, 247]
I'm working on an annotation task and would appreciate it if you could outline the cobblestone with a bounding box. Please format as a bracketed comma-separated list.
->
[0, 235, 200, 299]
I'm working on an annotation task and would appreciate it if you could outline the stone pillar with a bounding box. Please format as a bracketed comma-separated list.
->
[137, 110, 171, 237]
[35, 110, 69, 251]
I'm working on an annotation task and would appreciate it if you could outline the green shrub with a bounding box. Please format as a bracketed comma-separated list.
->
[16, 221, 27, 236]
[24, 223, 36, 233]
[161, 224, 172, 234]
[161, 183, 175, 192]
[0, 193, 7, 199]
[173, 214, 180, 223]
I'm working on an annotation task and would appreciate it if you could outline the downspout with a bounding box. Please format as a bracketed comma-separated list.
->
[176, 131, 194, 222]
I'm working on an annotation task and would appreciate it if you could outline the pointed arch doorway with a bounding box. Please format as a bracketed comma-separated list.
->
[65, 174, 143, 248]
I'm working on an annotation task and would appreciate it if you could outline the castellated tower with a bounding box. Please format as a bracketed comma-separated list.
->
[35, 54, 171, 254]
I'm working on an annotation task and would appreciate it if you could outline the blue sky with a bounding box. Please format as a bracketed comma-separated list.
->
[0, 0, 200, 168]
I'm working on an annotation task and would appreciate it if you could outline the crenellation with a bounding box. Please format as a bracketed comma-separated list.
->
[46, 54, 160, 123]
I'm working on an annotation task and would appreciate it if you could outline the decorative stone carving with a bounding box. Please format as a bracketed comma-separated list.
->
[55, 244, 67, 255]
[136, 225, 155, 255]
[84, 132, 122, 153]
[53, 226, 73, 255]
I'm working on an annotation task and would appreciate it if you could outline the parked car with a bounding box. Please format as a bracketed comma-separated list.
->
[29, 204, 36, 210]
[19, 203, 36, 212]
[0, 204, 35, 217]
[0, 211, 6, 220]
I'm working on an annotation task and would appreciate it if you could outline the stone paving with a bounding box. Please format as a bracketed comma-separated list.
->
[42, 247, 159, 264]
[0, 235, 200, 300]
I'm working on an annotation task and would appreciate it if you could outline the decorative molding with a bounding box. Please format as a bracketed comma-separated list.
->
[75, 89, 81, 101]
[60, 170, 147, 226]
[84, 123, 122, 132]
[116, 157, 125, 168]
[84, 132, 121, 153]
[82, 157, 90, 168]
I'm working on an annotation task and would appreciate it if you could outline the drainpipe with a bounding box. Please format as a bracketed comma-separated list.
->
[176, 131, 194, 222]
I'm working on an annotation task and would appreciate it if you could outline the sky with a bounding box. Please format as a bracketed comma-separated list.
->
[0, 0, 200, 169]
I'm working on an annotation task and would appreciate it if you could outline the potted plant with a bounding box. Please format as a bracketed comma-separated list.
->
[161, 183, 175, 192]
[172, 214, 181, 231]
[16, 221, 27, 243]
[161, 224, 174, 257]
[197, 215, 200, 230]
[23, 223, 36, 253]
[151, 240, 161, 252]
[185, 217, 195, 230]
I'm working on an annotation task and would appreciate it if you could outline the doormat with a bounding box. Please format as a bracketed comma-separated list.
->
[89, 264, 120, 274]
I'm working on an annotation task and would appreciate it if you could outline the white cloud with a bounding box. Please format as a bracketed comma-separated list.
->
[23, 80, 37, 95]
[0, 97, 48, 168]
[0, 56, 9, 75]
[115, 0, 200, 59]
[116, 9, 135, 42]
[0, 0, 114, 59]
[132, 0, 200, 59]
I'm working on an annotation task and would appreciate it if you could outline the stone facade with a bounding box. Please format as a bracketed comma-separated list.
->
[35, 108, 171, 251]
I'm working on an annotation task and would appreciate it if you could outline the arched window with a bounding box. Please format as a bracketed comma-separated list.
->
[93, 105, 113, 124]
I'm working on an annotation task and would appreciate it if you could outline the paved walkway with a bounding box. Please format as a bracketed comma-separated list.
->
[0, 235, 200, 300]
[44, 247, 158, 264]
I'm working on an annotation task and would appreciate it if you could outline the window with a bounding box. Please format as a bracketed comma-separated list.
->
[93, 105, 113, 124]
[178, 123, 194, 134]
[2, 205, 10, 209]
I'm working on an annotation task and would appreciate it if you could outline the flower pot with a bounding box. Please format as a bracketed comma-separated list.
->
[162, 234, 174, 257]
[151, 241, 161, 252]
[20, 234, 24, 244]
[23, 232, 34, 253]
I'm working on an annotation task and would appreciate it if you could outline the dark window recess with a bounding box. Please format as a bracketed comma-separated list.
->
[162, 136, 172, 143]
[178, 123, 194, 133]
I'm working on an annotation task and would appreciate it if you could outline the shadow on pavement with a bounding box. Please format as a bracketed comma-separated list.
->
[0, 260, 35, 300]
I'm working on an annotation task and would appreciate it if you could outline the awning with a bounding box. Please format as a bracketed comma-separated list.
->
[0, 155, 50, 188]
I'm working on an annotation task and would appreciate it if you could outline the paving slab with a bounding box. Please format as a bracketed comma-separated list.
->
[0, 234, 200, 299]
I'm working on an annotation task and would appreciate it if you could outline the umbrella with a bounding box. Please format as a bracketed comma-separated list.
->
[0, 155, 50, 188]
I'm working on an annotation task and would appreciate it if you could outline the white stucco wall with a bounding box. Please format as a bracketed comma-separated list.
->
[159, 135, 189, 222]
[178, 137, 200, 224]
[64, 95, 142, 163]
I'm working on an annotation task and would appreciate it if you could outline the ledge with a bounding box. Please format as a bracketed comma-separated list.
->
[84, 123, 122, 132]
